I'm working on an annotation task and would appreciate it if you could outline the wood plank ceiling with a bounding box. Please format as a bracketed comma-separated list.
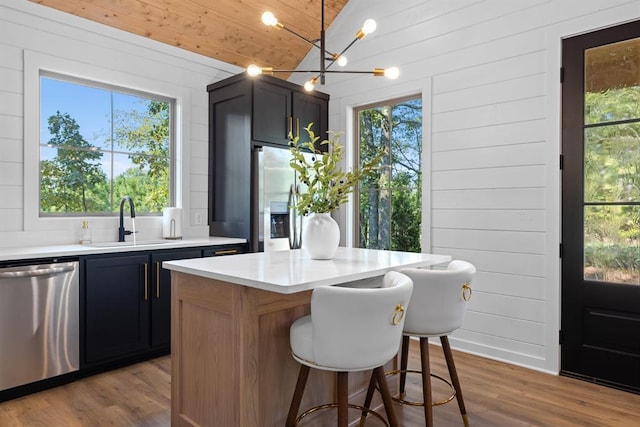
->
[28, 0, 349, 75]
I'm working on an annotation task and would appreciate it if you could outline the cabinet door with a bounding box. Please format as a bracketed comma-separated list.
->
[84, 254, 150, 364]
[150, 250, 201, 348]
[253, 81, 292, 145]
[293, 91, 328, 152]
[209, 79, 252, 240]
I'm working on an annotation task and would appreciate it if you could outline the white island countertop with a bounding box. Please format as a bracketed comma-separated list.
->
[163, 247, 451, 294]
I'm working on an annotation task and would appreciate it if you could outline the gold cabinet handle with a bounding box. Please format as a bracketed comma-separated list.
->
[215, 249, 238, 256]
[156, 262, 160, 298]
[296, 117, 300, 138]
[288, 116, 293, 140]
[144, 263, 148, 301]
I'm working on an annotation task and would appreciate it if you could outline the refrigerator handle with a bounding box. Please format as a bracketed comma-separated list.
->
[252, 147, 263, 253]
[288, 184, 297, 249]
[296, 185, 304, 249]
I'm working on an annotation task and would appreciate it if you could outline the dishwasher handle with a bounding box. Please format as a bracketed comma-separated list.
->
[0, 265, 75, 279]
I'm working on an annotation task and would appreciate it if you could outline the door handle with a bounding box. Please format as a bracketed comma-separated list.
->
[288, 116, 293, 140]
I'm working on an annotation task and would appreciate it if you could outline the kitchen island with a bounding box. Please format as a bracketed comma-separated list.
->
[163, 247, 450, 427]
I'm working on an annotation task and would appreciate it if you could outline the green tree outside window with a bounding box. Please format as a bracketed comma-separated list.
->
[357, 97, 422, 253]
[39, 76, 173, 215]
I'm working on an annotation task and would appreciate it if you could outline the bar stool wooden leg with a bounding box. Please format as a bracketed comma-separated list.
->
[286, 365, 310, 427]
[399, 335, 410, 397]
[420, 337, 433, 427]
[374, 366, 399, 427]
[359, 370, 377, 426]
[337, 372, 349, 427]
[441, 336, 469, 427]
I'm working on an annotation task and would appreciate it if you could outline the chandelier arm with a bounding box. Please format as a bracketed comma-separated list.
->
[334, 38, 359, 62]
[280, 26, 341, 59]
[281, 26, 322, 51]
[322, 37, 359, 72]
[268, 70, 379, 74]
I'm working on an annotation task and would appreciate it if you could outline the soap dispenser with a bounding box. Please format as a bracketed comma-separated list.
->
[80, 220, 92, 244]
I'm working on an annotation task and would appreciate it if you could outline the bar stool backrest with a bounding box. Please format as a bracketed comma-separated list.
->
[400, 260, 476, 336]
[310, 271, 413, 371]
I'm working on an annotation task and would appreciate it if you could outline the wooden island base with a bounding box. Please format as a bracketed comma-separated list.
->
[171, 271, 390, 427]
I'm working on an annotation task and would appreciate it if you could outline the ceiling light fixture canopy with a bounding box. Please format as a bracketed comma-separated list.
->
[246, 0, 399, 92]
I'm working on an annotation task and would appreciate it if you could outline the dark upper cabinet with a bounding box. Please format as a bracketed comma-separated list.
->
[208, 78, 253, 241]
[253, 81, 292, 145]
[253, 80, 328, 147]
[207, 74, 329, 242]
[292, 91, 329, 146]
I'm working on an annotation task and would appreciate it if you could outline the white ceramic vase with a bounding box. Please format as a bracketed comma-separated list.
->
[301, 213, 340, 259]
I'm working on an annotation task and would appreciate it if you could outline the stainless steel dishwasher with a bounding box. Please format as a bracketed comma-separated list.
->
[0, 260, 79, 391]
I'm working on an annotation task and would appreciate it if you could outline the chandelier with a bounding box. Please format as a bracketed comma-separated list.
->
[246, 0, 399, 92]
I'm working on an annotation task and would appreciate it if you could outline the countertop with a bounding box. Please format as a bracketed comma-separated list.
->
[0, 237, 247, 262]
[163, 247, 451, 294]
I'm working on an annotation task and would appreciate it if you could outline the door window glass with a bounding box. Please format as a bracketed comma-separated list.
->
[583, 38, 640, 284]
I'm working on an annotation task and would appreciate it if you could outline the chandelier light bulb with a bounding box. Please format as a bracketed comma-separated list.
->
[247, 64, 262, 76]
[336, 55, 348, 67]
[362, 19, 377, 35]
[356, 19, 377, 40]
[384, 67, 400, 79]
[304, 79, 317, 92]
[261, 11, 278, 27]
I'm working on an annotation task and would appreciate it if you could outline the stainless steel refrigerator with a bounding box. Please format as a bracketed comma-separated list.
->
[254, 146, 312, 252]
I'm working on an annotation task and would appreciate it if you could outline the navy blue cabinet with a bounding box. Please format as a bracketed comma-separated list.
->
[150, 250, 201, 348]
[84, 253, 150, 366]
[253, 80, 292, 145]
[82, 244, 245, 372]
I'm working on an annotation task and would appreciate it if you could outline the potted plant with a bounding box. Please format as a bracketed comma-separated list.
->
[289, 123, 385, 259]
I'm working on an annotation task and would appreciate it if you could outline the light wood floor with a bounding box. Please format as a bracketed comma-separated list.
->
[1, 340, 640, 426]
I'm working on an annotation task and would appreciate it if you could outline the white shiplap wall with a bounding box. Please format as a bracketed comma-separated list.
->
[0, 0, 241, 247]
[291, 0, 640, 373]
[2, 0, 639, 375]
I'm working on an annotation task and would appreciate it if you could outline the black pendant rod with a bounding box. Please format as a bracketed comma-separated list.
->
[320, 0, 326, 84]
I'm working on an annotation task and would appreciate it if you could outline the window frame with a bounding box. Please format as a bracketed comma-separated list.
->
[38, 71, 176, 217]
[24, 50, 190, 233]
[352, 93, 425, 251]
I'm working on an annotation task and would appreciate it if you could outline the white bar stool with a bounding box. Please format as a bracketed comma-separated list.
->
[285, 271, 414, 427]
[369, 260, 476, 426]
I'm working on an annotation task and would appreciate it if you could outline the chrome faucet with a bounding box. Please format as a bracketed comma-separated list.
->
[118, 196, 136, 242]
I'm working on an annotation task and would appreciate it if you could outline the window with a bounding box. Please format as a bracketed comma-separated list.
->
[356, 96, 422, 252]
[39, 73, 174, 216]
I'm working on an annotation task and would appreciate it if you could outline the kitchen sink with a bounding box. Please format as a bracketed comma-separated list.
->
[84, 240, 175, 248]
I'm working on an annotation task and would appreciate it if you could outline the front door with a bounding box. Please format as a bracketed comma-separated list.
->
[562, 21, 640, 392]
